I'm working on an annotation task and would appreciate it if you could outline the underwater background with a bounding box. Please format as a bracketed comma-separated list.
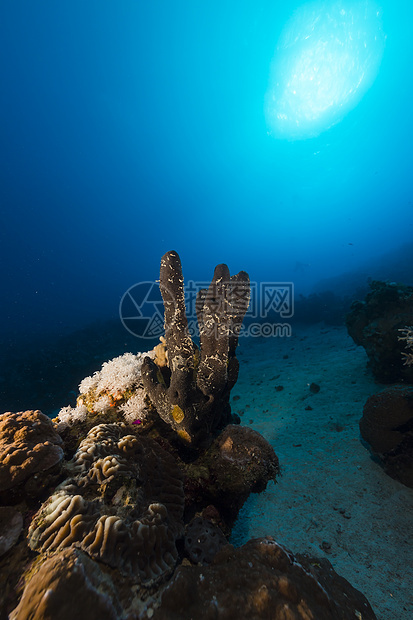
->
[1, 3, 413, 618]
[1, 0, 413, 410]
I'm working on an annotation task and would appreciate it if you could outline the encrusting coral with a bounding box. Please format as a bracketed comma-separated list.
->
[28, 423, 185, 583]
[183, 424, 279, 529]
[141, 250, 250, 448]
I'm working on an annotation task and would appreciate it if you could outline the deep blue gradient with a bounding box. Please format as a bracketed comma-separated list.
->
[1, 0, 413, 344]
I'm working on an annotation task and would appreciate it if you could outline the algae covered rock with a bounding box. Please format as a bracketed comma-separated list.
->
[184, 516, 228, 564]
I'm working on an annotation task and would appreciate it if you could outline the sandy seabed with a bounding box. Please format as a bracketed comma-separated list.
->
[230, 324, 413, 620]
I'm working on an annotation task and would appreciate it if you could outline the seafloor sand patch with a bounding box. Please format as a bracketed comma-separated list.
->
[231, 323, 413, 620]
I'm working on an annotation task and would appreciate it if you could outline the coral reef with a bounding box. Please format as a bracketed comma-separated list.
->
[150, 537, 377, 620]
[0, 410, 63, 497]
[0, 252, 380, 619]
[28, 423, 185, 583]
[346, 280, 413, 383]
[142, 250, 250, 448]
[360, 386, 413, 488]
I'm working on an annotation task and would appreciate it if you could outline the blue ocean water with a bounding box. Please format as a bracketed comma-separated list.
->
[1, 0, 412, 407]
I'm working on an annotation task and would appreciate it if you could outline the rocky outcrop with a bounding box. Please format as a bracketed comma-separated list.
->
[346, 280, 413, 383]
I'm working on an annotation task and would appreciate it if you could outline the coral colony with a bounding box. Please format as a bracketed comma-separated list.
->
[0, 251, 378, 619]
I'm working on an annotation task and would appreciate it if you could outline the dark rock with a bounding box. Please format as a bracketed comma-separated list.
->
[360, 386, 413, 487]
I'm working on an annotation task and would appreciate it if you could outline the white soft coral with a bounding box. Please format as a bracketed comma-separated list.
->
[79, 352, 150, 396]
[57, 349, 157, 428]
[56, 404, 88, 431]
[119, 390, 150, 424]
[398, 327, 413, 366]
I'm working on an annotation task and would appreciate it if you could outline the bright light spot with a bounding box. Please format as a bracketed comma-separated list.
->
[265, 1, 385, 140]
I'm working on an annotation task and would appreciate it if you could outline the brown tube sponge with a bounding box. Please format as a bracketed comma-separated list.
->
[141, 250, 250, 448]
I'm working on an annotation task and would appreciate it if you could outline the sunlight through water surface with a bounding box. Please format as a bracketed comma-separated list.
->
[265, 0, 385, 140]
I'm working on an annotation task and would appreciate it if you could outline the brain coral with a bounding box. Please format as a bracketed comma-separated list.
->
[0, 410, 63, 493]
[28, 423, 184, 584]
